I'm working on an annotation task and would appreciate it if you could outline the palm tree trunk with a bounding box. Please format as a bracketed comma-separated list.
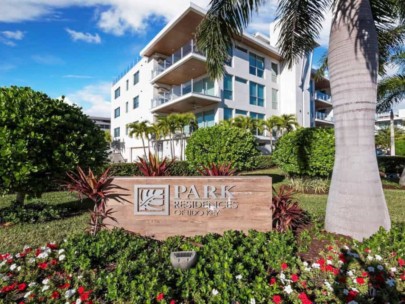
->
[141, 137, 147, 159]
[180, 133, 184, 161]
[325, 0, 391, 240]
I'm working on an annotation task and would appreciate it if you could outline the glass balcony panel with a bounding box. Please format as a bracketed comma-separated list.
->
[315, 91, 331, 103]
[182, 80, 192, 95]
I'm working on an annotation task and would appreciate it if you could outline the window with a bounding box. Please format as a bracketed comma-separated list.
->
[196, 110, 216, 128]
[114, 127, 120, 138]
[114, 107, 120, 118]
[223, 74, 233, 100]
[224, 108, 233, 120]
[250, 112, 265, 120]
[235, 45, 248, 53]
[272, 89, 278, 110]
[114, 87, 120, 99]
[126, 79, 129, 90]
[125, 125, 129, 135]
[271, 63, 279, 82]
[125, 102, 128, 113]
[133, 96, 139, 109]
[133, 71, 139, 85]
[235, 76, 247, 84]
[249, 53, 265, 78]
[235, 109, 247, 116]
[250, 82, 264, 107]
[225, 46, 233, 66]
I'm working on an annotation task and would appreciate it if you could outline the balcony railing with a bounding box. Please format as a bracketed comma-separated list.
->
[151, 78, 218, 108]
[315, 111, 333, 122]
[151, 40, 204, 79]
[315, 91, 332, 103]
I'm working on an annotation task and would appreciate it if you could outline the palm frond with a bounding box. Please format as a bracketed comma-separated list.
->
[275, 0, 330, 68]
[377, 24, 405, 75]
[377, 74, 405, 112]
[314, 51, 329, 80]
[196, 0, 265, 80]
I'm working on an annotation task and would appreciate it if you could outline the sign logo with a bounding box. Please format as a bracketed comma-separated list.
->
[134, 185, 169, 216]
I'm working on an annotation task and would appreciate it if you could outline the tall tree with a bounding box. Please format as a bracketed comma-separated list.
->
[197, 0, 404, 240]
[176, 113, 197, 161]
[277, 114, 299, 135]
[128, 120, 149, 159]
[157, 115, 177, 160]
[263, 116, 282, 150]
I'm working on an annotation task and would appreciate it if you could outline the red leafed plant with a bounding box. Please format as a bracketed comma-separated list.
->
[271, 186, 309, 232]
[198, 162, 237, 176]
[136, 152, 174, 176]
[66, 167, 118, 235]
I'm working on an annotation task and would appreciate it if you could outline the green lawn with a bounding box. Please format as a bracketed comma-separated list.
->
[243, 167, 405, 223]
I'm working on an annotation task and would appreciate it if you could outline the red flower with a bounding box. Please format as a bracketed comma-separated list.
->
[1, 283, 16, 293]
[398, 258, 405, 267]
[364, 248, 371, 253]
[18, 283, 27, 291]
[400, 273, 405, 281]
[269, 277, 277, 285]
[298, 292, 312, 304]
[281, 263, 288, 270]
[51, 291, 60, 299]
[362, 271, 368, 277]
[38, 262, 47, 270]
[291, 274, 299, 282]
[356, 277, 365, 285]
[273, 295, 282, 304]
[46, 243, 58, 250]
[50, 259, 58, 266]
[339, 254, 347, 263]
[347, 290, 358, 301]
[170, 301, 176, 304]
[80, 291, 91, 301]
[59, 283, 70, 289]
[327, 245, 333, 251]
[156, 293, 165, 301]
[78, 286, 85, 295]
[35, 248, 42, 257]
[301, 280, 307, 288]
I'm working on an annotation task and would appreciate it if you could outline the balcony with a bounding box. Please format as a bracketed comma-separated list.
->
[315, 111, 334, 126]
[314, 91, 332, 110]
[151, 40, 207, 85]
[151, 78, 220, 114]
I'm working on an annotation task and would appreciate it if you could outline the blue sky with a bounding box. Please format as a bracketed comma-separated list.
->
[0, 0, 329, 117]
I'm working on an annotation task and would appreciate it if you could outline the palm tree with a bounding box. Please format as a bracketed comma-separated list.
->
[175, 112, 197, 160]
[263, 116, 282, 150]
[148, 123, 163, 156]
[375, 126, 404, 152]
[232, 116, 262, 133]
[196, 0, 403, 240]
[128, 120, 149, 159]
[157, 115, 178, 160]
[278, 114, 299, 135]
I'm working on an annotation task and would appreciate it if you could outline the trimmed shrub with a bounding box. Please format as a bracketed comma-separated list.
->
[378, 156, 405, 174]
[108, 161, 197, 176]
[272, 128, 335, 177]
[396, 138, 405, 156]
[185, 125, 260, 171]
[250, 155, 274, 170]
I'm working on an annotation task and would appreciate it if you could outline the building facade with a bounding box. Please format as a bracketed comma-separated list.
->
[89, 116, 111, 132]
[110, 4, 314, 162]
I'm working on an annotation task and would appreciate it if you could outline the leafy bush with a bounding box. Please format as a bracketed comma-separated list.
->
[272, 128, 335, 177]
[186, 125, 260, 171]
[167, 161, 198, 176]
[288, 177, 330, 194]
[250, 155, 274, 170]
[198, 162, 236, 176]
[108, 161, 197, 176]
[0, 202, 68, 224]
[378, 156, 405, 174]
[396, 138, 405, 156]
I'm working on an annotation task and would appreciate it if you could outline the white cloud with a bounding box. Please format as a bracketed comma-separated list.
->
[2, 30, 24, 40]
[63, 74, 94, 79]
[32, 54, 65, 65]
[65, 82, 111, 117]
[66, 28, 101, 43]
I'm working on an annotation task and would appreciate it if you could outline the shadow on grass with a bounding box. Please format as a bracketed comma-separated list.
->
[245, 173, 286, 184]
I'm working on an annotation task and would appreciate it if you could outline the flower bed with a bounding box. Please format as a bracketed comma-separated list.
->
[1, 227, 404, 303]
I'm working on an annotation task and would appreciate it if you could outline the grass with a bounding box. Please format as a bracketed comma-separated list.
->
[244, 167, 405, 223]
[0, 192, 89, 253]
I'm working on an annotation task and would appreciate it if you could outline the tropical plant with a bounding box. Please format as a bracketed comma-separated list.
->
[148, 123, 163, 156]
[375, 126, 404, 151]
[65, 167, 119, 235]
[198, 162, 237, 176]
[262, 116, 282, 150]
[271, 186, 309, 232]
[232, 116, 262, 133]
[277, 114, 299, 136]
[135, 152, 174, 176]
[196, 0, 402, 240]
[157, 115, 178, 159]
[175, 112, 197, 161]
[0, 87, 108, 205]
[128, 120, 150, 158]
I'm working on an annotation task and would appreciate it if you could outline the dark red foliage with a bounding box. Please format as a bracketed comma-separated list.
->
[136, 152, 174, 176]
[198, 162, 236, 176]
[271, 186, 309, 232]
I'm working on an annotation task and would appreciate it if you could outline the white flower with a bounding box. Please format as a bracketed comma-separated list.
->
[75, 299, 82, 304]
[347, 270, 354, 277]
[58, 249, 65, 255]
[17, 266, 21, 271]
[212, 289, 219, 296]
[37, 252, 49, 259]
[343, 289, 349, 295]
[302, 261, 308, 267]
[249, 299, 256, 304]
[351, 288, 359, 292]
[0, 261, 6, 267]
[29, 282, 37, 287]
[375, 255, 383, 261]
[324, 281, 333, 291]
[78, 275, 83, 279]
[16, 253, 21, 258]
[42, 285, 50, 292]
[10, 264, 17, 271]
[348, 301, 358, 304]
[65, 289, 76, 299]
[279, 273, 286, 280]
[343, 245, 350, 250]
[42, 278, 50, 285]
[367, 266, 375, 272]
[235, 274, 242, 280]
[23, 245, 31, 251]
[284, 285, 293, 294]
[2, 276, 10, 281]
[24, 291, 33, 298]
[377, 265, 384, 271]
[59, 255, 66, 261]
[327, 260, 333, 265]
[312, 263, 320, 269]
[386, 278, 395, 287]
[390, 267, 397, 273]
[28, 258, 35, 264]
[367, 255, 373, 261]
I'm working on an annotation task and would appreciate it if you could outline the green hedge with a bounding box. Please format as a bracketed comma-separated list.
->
[185, 125, 260, 171]
[108, 161, 197, 177]
[396, 139, 405, 156]
[272, 128, 335, 177]
[377, 156, 405, 174]
[250, 155, 274, 170]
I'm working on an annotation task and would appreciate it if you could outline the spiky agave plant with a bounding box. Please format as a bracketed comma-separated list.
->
[66, 167, 118, 235]
[136, 152, 174, 176]
[198, 162, 237, 176]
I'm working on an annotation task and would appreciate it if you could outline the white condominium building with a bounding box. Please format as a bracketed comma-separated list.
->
[110, 3, 315, 162]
